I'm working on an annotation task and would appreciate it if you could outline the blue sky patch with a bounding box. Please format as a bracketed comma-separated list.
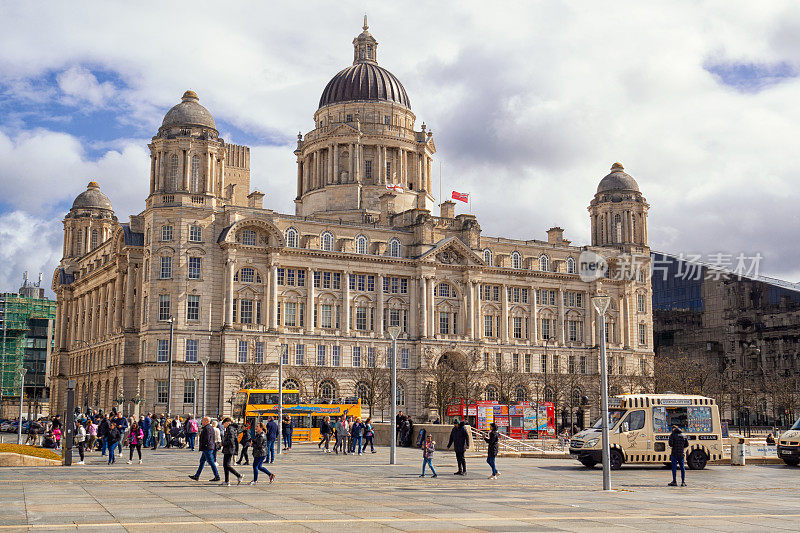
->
[704, 61, 797, 93]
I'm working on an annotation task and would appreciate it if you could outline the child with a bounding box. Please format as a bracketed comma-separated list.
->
[419, 434, 438, 478]
[52, 426, 62, 449]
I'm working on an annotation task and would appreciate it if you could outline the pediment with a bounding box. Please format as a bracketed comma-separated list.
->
[418, 237, 486, 266]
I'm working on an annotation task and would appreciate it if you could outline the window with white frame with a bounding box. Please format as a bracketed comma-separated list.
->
[295, 344, 304, 365]
[189, 225, 202, 242]
[483, 248, 492, 266]
[637, 293, 647, 313]
[284, 302, 297, 327]
[484, 314, 494, 337]
[158, 294, 170, 321]
[157, 339, 169, 363]
[355, 307, 368, 331]
[161, 225, 173, 241]
[285, 227, 299, 248]
[332, 345, 340, 366]
[539, 254, 550, 272]
[169, 154, 179, 190]
[319, 381, 335, 401]
[396, 382, 405, 405]
[254, 342, 264, 363]
[236, 267, 260, 283]
[317, 345, 326, 366]
[485, 385, 499, 402]
[580, 355, 587, 374]
[567, 257, 576, 274]
[568, 320, 583, 342]
[241, 229, 256, 246]
[320, 304, 333, 328]
[237, 340, 248, 363]
[513, 316, 524, 338]
[240, 299, 253, 324]
[525, 353, 532, 373]
[156, 380, 168, 403]
[355, 235, 368, 254]
[352, 346, 361, 367]
[190, 155, 200, 192]
[388, 238, 401, 258]
[638, 323, 647, 346]
[185, 339, 198, 362]
[367, 347, 375, 367]
[183, 379, 195, 405]
[511, 251, 522, 269]
[188, 257, 201, 279]
[401, 348, 409, 369]
[160, 256, 172, 279]
[321, 231, 334, 251]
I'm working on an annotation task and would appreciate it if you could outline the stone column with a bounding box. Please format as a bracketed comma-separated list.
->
[428, 277, 436, 338]
[420, 276, 427, 338]
[501, 284, 509, 343]
[409, 277, 418, 338]
[377, 274, 384, 334]
[105, 283, 113, 335]
[333, 144, 339, 183]
[463, 281, 470, 338]
[262, 277, 269, 327]
[205, 151, 213, 194]
[296, 159, 303, 198]
[270, 263, 279, 330]
[150, 154, 156, 194]
[183, 150, 190, 191]
[378, 145, 385, 184]
[583, 292, 591, 346]
[343, 270, 351, 335]
[531, 284, 538, 342]
[124, 269, 135, 329]
[557, 288, 566, 344]
[355, 142, 362, 183]
[225, 257, 235, 326]
[219, 154, 226, 194]
[307, 268, 315, 332]
[621, 293, 630, 348]
[327, 145, 334, 184]
[475, 282, 483, 340]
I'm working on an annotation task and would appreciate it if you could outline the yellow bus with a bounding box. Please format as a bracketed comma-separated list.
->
[232, 389, 362, 442]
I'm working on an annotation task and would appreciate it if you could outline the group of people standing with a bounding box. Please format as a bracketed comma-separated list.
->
[317, 415, 375, 455]
[419, 419, 500, 480]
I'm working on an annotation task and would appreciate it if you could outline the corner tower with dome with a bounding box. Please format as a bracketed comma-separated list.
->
[50, 21, 654, 427]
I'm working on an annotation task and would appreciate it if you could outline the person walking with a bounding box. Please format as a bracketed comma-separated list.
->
[186, 415, 199, 451]
[115, 413, 127, 454]
[150, 416, 160, 450]
[141, 413, 151, 448]
[106, 422, 121, 465]
[75, 420, 87, 464]
[87, 419, 97, 452]
[188, 417, 221, 482]
[282, 415, 294, 450]
[221, 418, 243, 486]
[250, 422, 275, 484]
[361, 417, 375, 454]
[126, 422, 144, 464]
[265, 416, 278, 463]
[98, 415, 110, 456]
[158, 415, 166, 448]
[419, 434, 438, 478]
[447, 419, 470, 475]
[485, 423, 500, 479]
[212, 420, 222, 465]
[333, 416, 345, 455]
[351, 417, 364, 456]
[318, 416, 331, 453]
[237, 423, 251, 465]
[668, 425, 689, 487]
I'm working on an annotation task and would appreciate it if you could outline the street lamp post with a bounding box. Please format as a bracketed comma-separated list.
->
[166, 316, 174, 416]
[17, 367, 27, 444]
[387, 326, 401, 465]
[198, 354, 210, 418]
[543, 337, 554, 402]
[278, 344, 285, 456]
[592, 294, 612, 491]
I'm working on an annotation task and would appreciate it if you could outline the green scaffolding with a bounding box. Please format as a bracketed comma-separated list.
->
[0, 294, 55, 398]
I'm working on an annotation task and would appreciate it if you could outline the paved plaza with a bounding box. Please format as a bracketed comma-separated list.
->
[0, 443, 799, 532]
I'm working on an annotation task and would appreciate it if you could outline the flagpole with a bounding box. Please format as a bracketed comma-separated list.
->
[469, 193, 472, 214]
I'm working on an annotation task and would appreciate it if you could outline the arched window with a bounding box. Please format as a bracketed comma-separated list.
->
[396, 382, 405, 405]
[169, 153, 179, 191]
[483, 248, 493, 266]
[234, 267, 260, 283]
[572, 388, 583, 406]
[285, 227, 299, 248]
[485, 385, 499, 402]
[355, 382, 370, 401]
[319, 381, 336, 401]
[511, 251, 522, 269]
[566, 257, 576, 274]
[514, 386, 527, 403]
[282, 379, 299, 392]
[90, 229, 98, 250]
[388, 238, 401, 258]
[321, 231, 334, 251]
[355, 235, 368, 254]
[544, 387, 554, 403]
[539, 254, 550, 272]
[190, 155, 200, 192]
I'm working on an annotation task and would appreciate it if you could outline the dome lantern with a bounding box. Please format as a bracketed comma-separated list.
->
[160, 90, 217, 131]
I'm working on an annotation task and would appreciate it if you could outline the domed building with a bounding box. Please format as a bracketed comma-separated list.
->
[50, 22, 653, 428]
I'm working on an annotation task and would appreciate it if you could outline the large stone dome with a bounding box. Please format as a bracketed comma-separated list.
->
[161, 90, 217, 130]
[597, 163, 640, 194]
[71, 181, 113, 211]
[319, 62, 410, 109]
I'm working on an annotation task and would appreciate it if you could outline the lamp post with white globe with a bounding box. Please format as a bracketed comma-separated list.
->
[592, 294, 612, 491]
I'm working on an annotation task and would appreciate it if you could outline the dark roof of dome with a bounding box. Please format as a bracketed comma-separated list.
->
[597, 163, 640, 194]
[161, 90, 217, 130]
[319, 62, 410, 109]
[71, 181, 113, 211]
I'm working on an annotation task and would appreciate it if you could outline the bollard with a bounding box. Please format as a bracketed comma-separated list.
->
[730, 436, 746, 466]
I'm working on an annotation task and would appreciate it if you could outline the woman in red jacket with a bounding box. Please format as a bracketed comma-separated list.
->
[126, 422, 144, 464]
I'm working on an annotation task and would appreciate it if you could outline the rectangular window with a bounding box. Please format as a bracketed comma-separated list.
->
[352, 346, 361, 367]
[287, 269, 296, 286]
[576, 293, 583, 308]
[159, 294, 170, 321]
[254, 342, 264, 364]
[313, 271, 320, 288]
[142, 296, 148, 323]
[156, 380, 169, 403]
[282, 302, 295, 327]
[638, 294, 646, 313]
[368, 275, 375, 292]
[185, 339, 198, 363]
[439, 312, 450, 335]
[240, 299, 253, 324]
[188, 257, 201, 279]
[355, 307, 367, 330]
[639, 324, 647, 346]
[241, 229, 256, 245]
[357, 274, 365, 291]
[388, 309, 400, 328]
[280, 343, 289, 365]
[277, 268, 285, 285]
[580, 355, 587, 374]
[495, 353, 502, 372]
[568, 355, 575, 374]
[386, 161, 391, 177]
[189, 225, 202, 242]
[238, 340, 248, 363]
[183, 379, 195, 405]
[157, 339, 169, 363]
[618, 356, 625, 375]
[512, 353, 520, 372]
[568, 320, 578, 342]
[606, 322, 615, 343]
[187, 295, 200, 320]
[160, 256, 172, 279]
[332, 345, 340, 366]
[321, 304, 333, 328]
[484, 352, 490, 371]
[401, 348, 409, 369]
[295, 344, 304, 365]
[332, 272, 340, 289]
[161, 225, 173, 241]
[540, 318, 551, 340]
[298, 270, 306, 287]
[524, 353, 532, 373]
[484, 315, 493, 337]
[349, 274, 355, 290]
[316, 345, 326, 366]
[513, 316, 523, 338]
[383, 276, 389, 293]
[323, 271, 331, 289]
[365, 160, 372, 180]
[367, 347, 375, 367]
[384, 115, 390, 125]
[541, 353, 547, 373]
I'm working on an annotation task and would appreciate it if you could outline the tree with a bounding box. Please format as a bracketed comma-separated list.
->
[295, 363, 338, 399]
[492, 358, 527, 405]
[234, 362, 272, 389]
[351, 351, 389, 420]
[421, 347, 459, 421]
[454, 348, 484, 402]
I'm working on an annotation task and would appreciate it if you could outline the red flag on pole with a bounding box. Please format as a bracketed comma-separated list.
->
[451, 191, 469, 203]
[386, 184, 404, 193]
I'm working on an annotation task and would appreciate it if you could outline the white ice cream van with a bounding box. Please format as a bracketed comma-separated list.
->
[778, 417, 800, 466]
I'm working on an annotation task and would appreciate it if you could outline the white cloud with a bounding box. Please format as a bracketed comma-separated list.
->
[0, 211, 63, 293]
[0, 1, 798, 285]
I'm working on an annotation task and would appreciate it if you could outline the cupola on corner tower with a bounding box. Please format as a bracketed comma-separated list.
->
[294, 18, 436, 222]
[589, 162, 650, 250]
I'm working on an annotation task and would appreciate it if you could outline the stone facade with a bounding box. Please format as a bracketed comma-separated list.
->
[50, 22, 654, 423]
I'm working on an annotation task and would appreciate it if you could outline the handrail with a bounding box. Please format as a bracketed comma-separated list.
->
[468, 426, 548, 453]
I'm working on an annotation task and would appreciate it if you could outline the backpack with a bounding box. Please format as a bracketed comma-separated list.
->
[189, 419, 198, 433]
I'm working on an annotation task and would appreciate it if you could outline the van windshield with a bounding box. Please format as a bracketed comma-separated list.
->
[790, 417, 800, 430]
[591, 409, 626, 430]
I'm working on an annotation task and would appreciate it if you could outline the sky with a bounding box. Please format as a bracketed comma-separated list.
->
[1, 0, 799, 295]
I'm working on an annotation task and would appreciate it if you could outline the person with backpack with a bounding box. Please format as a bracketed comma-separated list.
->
[221, 418, 243, 486]
[361, 417, 375, 454]
[126, 422, 144, 464]
[668, 425, 689, 487]
[484, 423, 500, 479]
[186, 415, 198, 451]
[447, 420, 470, 475]
[250, 422, 275, 484]
[419, 434, 438, 478]
[237, 422, 252, 465]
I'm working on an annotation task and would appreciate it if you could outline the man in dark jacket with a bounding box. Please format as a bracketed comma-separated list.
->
[447, 420, 470, 475]
[237, 423, 252, 465]
[141, 413, 151, 448]
[668, 425, 688, 487]
[220, 418, 242, 486]
[98, 415, 110, 456]
[188, 417, 220, 482]
[266, 417, 279, 463]
[106, 422, 121, 465]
